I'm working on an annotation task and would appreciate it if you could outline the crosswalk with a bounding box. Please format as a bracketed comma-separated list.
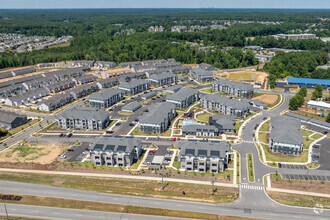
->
[240, 184, 265, 191]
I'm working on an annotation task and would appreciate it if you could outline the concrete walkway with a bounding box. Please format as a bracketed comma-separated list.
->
[267, 187, 330, 198]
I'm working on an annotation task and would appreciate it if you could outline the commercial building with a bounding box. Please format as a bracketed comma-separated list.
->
[189, 68, 214, 82]
[269, 116, 304, 156]
[90, 136, 142, 167]
[288, 77, 330, 89]
[56, 107, 110, 130]
[178, 140, 231, 173]
[307, 100, 330, 111]
[118, 79, 150, 95]
[0, 110, 28, 129]
[166, 87, 199, 109]
[273, 34, 316, 40]
[88, 88, 123, 109]
[212, 79, 254, 98]
[201, 94, 250, 118]
[139, 102, 177, 134]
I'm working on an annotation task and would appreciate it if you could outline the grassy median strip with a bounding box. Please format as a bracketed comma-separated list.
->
[0, 171, 238, 204]
[267, 191, 330, 209]
[2, 194, 258, 220]
[247, 153, 255, 182]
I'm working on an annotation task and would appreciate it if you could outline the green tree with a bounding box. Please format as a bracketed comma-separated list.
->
[289, 96, 300, 110]
[312, 84, 323, 100]
[297, 86, 307, 97]
[326, 113, 330, 123]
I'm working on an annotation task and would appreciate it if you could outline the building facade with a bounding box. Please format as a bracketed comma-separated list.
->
[212, 79, 254, 98]
[118, 79, 150, 95]
[89, 88, 123, 109]
[166, 87, 199, 109]
[189, 68, 214, 82]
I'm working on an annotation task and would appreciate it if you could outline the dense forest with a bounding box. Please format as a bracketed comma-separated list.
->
[0, 9, 329, 81]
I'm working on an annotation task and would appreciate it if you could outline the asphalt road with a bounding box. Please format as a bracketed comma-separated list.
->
[0, 180, 329, 220]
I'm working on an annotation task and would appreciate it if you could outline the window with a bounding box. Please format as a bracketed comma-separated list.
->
[106, 163, 111, 166]
[106, 157, 111, 160]
[211, 170, 217, 173]
[211, 164, 217, 166]
[187, 162, 192, 165]
[96, 162, 101, 165]
[118, 158, 123, 161]
[199, 163, 204, 166]
[187, 168, 192, 171]
[95, 156, 100, 160]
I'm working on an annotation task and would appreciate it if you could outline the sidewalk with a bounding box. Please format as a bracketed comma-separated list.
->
[0, 168, 238, 188]
[267, 187, 330, 198]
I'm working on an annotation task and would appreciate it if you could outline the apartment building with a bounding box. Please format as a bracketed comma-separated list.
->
[182, 125, 219, 137]
[38, 92, 74, 112]
[139, 102, 177, 134]
[148, 71, 178, 86]
[269, 116, 304, 156]
[212, 79, 254, 98]
[0, 110, 28, 129]
[90, 136, 142, 167]
[189, 68, 214, 82]
[200, 94, 250, 118]
[118, 79, 150, 95]
[88, 88, 123, 108]
[178, 140, 231, 173]
[56, 107, 110, 130]
[166, 87, 199, 109]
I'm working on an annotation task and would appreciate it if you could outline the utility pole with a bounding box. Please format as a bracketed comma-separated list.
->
[4, 203, 9, 220]
[211, 176, 215, 195]
[161, 168, 164, 190]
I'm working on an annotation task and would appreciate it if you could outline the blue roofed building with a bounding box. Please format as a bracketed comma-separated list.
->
[288, 77, 330, 89]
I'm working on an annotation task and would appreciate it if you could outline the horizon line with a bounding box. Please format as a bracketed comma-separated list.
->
[0, 8, 330, 10]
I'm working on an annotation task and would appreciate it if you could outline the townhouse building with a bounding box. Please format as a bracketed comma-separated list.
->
[208, 115, 236, 133]
[96, 78, 119, 89]
[178, 140, 231, 173]
[56, 107, 110, 130]
[269, 116, 304, 156]
[182, 125, 219, 137]
[189, 68, 214, 82]
[5, 87, 49, 106]
[37, 92, 74, 112]
[0, 110, 28, 129]
[118, 79, 150, 95]
[139, 102, 177, 134]
[200, 94, 250, 118]
[90, 136, 142, 167]
[166, 87, 199, 109]
[69, 83, 99, 99]
[212, 79, 254, 98]
[88, 88, 123, 109]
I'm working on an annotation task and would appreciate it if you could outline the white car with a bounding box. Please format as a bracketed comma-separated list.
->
[58, 155, 66, 159]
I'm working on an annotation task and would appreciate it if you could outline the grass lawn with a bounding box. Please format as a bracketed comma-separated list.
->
[261, 144, 308, 163]
[290, 110, 327, 122]
[303, 136, 314, 149]
[307, 163, 320, 169]
[258, 133, 269, 144]
[267, 191, 330, 209]
[196, 113, 212, 122]
[0, 172, 238, 204]
[129, 150, 146, 169]
[301, 128, 313, 137]
[1, 193, 253, 220]
[199, 88, 216, 94]
[247, 153, 255, 182]
[259, 120, 270, 132]
[118, 111, 133, 115]
[235, 121, 243, 132]
[131, 126, 172, 137]
[310, 133, 323, 140]
[185, 84, 197, 88]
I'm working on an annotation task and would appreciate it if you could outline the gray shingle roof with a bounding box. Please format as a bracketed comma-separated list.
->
[190, 68, 214, 77]
[270, 116, 304, 145]
[91, 136, 141, 153]
[209, 115, 236, 131]
[285, 112, 310, 122]
[58, 107, 109, 121]
[0, 110, 27, 124]
[122, 101, 142, 111]
[139, 102, 176, 124]
[178, 140, 230, 158]
[213, 78, 253, 91]
[149, 71, 176, 81]
[119, 79, 149, 89]
[89, 88, 122, 101]
[166, 87, 198, 102]
[202, 94, 250, 110]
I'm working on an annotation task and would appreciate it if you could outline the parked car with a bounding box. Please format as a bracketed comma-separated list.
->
[67, 133, 73, 138]
[278, 163, 282, 168]
[242, 125, 246, 129]
[149, 150, 156, 154]
[263, 117, 267, 120]
[252, 133, 255, 137]
[67, 149, 74, 152]
[152, 98, 156, 100]
[129, 123, 134, 126]
[144, 109, 149, 112]
[323, 131, 328, 135]
[115, 122, 121, 126]
[313, 144, 321, 148]
[58, 155, 66, 159]
[59, 133, 65, 137]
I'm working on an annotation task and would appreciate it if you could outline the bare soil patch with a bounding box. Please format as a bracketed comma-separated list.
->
[0, 143, 69, 164]
[252, 94, 278, 105]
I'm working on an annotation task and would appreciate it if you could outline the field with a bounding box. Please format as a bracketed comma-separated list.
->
[251, 94, 279, 105]
[0, 143, 69, 164]
[215, 69, 268, 84]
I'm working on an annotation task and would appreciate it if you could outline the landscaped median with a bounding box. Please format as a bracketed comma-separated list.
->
[0, 194, 253, 220]
[247, 153, 255, 182]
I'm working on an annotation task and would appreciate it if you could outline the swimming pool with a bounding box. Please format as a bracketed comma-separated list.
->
[181, 120, 203, 126]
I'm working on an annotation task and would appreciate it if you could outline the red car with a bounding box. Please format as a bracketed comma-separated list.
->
[149, 150, 157, 154]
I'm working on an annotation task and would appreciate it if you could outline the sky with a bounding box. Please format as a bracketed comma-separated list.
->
[0, 0, 329, 9]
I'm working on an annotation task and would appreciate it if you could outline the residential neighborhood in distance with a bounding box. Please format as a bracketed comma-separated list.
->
[0, 5, 329, 220]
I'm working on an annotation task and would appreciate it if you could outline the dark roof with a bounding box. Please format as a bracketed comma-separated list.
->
[178, 140, 230, 158]
[91, 136, 141, 153]
[0, 110, 27, 124]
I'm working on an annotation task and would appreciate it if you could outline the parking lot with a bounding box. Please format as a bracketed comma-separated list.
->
[281, 174, 330, 181]
[317, 137, 330, 171]
[302, 123, 329, 134]
[62, 142, 90, 162]
[279, 164, 307, 169]
[143, 145, 174, 167]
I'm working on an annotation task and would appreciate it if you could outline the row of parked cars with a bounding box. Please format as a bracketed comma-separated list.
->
[59, 133, 73, 138]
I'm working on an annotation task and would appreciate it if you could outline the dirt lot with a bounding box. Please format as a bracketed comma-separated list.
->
[0, 143, 69, 164]
[215, 69, 268, 84]
[252, 94, 278, 105]
[97, 67, 131, 78]
[183, 64, 199, 68]
[271, 174, 330, 194]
